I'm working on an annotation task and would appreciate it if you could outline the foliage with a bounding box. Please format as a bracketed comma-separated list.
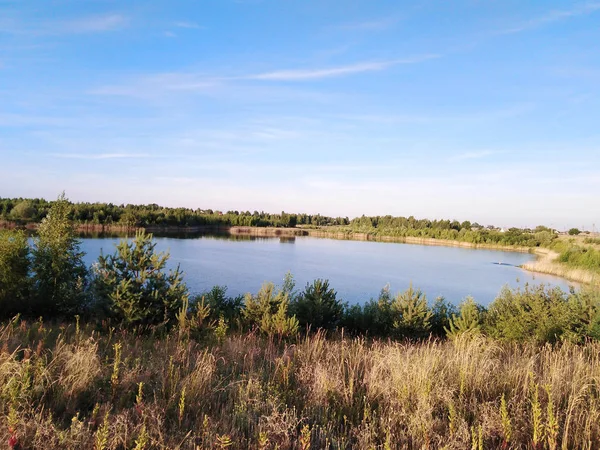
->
[194, 285, 244, 327]
[31, 193, 88, 317]
[445, 297, 483, 339]
[0, 230, 30, 318]
[242, 282, 298, 338]
[340, 285, 395, 337]
[430, 297, 456, 337]
[93, 230, 189, 326]
[555, 243, 600, 273]
[0, 196, 347, 228]
[568, 228, 581, 236]
[486, 284, 582, 343]
[9, 200, 36, 222]
[390, 284, 433, 338]
[291, 279, 343, 331]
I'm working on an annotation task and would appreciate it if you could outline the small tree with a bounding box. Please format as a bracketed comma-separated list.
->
[31, 193, 88, 317]
[291, 279, 344, 331]
[0, 229, 30, 317]
[430, 297, 456, 337]
[568, 228, 581, 236]
[243, 282, 298, 338]
[93, 230, 188, 327]
[391, 285, 433, 339]
[445, 297, 483, 339]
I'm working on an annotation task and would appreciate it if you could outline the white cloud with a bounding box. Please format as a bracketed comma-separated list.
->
[498, 2, 600, 34]
[331, 17, 400, 32]
[248, 55, 439, 81]
[174, 21, 203, 29]
[52, 153, 152, 160]
[61, 14, 127, 34]
[1, 13, 128, 36]
[449, 150, 496, 161]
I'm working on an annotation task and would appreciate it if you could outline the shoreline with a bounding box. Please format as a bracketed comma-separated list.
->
[521, 248, 597, 285]
[4, 222, 596, 285]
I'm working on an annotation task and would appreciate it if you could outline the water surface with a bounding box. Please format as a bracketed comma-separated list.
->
[80, 234, 575, 306]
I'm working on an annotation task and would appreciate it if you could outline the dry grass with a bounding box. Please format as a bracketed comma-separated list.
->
[522, 249, 598, 284]
[2, 320, 600, 449]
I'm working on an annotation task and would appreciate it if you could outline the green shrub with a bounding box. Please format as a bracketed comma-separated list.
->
[445, 297, 484, 339]
[291, 279, 343, 331]
[486, 285, 579, 343]
[430, 297, 456, 337]
[0, 229, 30, 317]
[390, 284, 432, 338]
[243, 282, 298, 338]
[194, 285, 244, 328]
[93, 230, 189, 327]
[31, 193, 88, 317]
[340, 285, 394, 337]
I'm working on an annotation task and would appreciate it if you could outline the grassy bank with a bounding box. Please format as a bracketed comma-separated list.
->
[523, 248, 598, 284]
[3, 320, 600, 449]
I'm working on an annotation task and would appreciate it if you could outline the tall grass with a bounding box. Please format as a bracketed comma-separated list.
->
[3, 319, 600, 449]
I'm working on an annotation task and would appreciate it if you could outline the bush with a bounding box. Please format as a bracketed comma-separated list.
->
[291, 279, 343, 331]
[430, 297, 456, 337]
[340, 285, 394, 337]
[390, 284, 432, 338]
[569, 228, 581, 236]
[194, 285, 244, 327]
[0, 229, 30, 317]
[93, 230, 189, 327]
[445, 297, 483, 339]
[31, 194, 88, 317]
[486, 285, 578, 343]
[243, 282, 298, 338]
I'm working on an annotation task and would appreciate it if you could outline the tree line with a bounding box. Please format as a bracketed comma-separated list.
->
[0, 197, 348, 228]
[1, 195, 566, 249]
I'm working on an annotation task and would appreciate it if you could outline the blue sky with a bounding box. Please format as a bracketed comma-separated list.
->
[1, 0, 599, 229]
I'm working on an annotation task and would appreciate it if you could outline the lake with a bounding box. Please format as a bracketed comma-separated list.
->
[80, 234, 575, 306]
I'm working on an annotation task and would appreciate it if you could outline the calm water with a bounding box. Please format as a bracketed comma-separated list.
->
[80, 234, 575, 306]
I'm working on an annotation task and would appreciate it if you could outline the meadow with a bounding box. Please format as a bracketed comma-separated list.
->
[3, 319, 600, 449]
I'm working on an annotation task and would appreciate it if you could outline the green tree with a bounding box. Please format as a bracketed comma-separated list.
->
[568, 228, 581, 236]
[9, 200, 36, 222]
[31, 194, 88, 317]
[445, 297, 484, 339]
[243, 282, 298, 338]
[93, 230, 188, 326]
[391, 285, 433, 338]
[0, 230, 31, 317]
[487, 285, 583, 343]
[291, 279, 344, 331]
[430, 297, 456, 337]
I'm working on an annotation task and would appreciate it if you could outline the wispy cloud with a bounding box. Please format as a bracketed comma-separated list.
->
[248, 55, 439, 81]
[174, 21, 203, 29]
[52, 153, 152, 160]
[1, 13, 128, 36]
[61, 14, 128, 34]
[497, 2, 600, 34]
[449, 150, 496, 162]
[331, 17, 400, 32]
